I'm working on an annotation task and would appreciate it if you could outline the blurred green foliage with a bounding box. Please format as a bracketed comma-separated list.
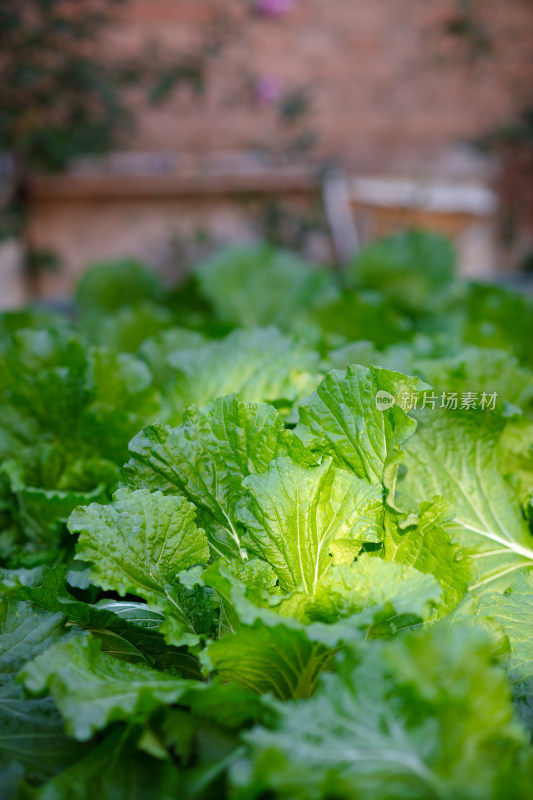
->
[0, 0, 209, 172]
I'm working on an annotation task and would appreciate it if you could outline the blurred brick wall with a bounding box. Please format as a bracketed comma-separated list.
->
[108, 0, 533, 169]
[13, 0, 533, 303]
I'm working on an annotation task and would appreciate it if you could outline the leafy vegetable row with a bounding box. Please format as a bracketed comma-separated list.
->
[1, 232, 532, 799]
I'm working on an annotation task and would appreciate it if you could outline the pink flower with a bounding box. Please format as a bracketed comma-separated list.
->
[254, 75, 283, 104]
[255, 0, 297, 18]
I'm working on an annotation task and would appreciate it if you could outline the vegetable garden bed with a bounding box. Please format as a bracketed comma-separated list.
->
[1, 232, 532, 799]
